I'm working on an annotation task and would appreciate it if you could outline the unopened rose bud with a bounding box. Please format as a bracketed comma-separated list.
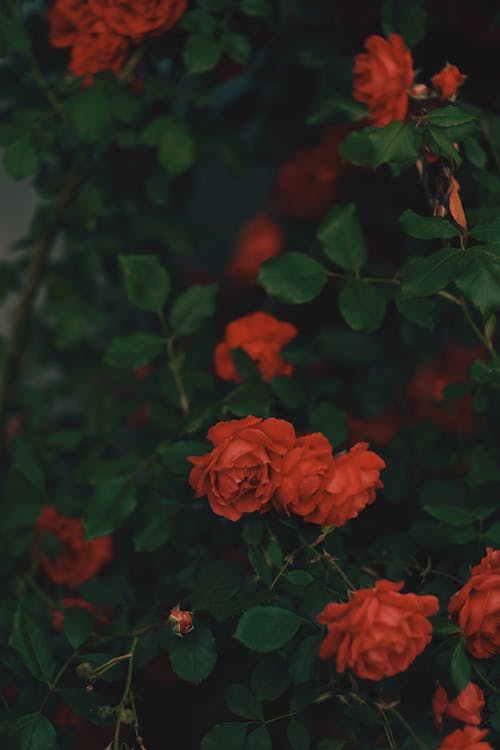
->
[76, 662, 94, 681]
[168, 604, 194, 636]
[409, 83, 430, 99]
[97, 705, 115, 720]
[119, 707, 136, 725]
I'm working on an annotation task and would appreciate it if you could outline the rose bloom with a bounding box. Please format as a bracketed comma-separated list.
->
[188, 416, 296, 521]
[432, 681, 485, 730]
[405, 343, 485, 434]
[436, 726, 493, 750]
[275, 432, 334, 516]
[48, 0, 92, 48]
[448, 547, 500, 658]
[226, 213, 284, 285]
[274, 126, 350, 220]
[346, 406, 400, 447]
[432, 63, 466, 101]
[353, 34, 414, 127]
[53, 597, 111, 632]
[88, 0, 187, 42]
[301, 442, 385, 528]
[214, 312, 297, 383]
[68, 16, 129, 80]
[35, 506, 114, 588]
[317, 579, 439, 680]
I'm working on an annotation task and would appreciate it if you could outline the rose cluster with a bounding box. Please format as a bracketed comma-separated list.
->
[353, 33, 466, 127]
[48, 0, 186, 81]
[188, 415, 385, 524]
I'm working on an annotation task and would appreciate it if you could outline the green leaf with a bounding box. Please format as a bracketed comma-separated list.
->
[226, 684, 263, 720]
[133, 497, 179, 551]
[339, 130, 373, 166]
[235, 606, 302, 653]
[401, 247, 460, 297]
[258, 253, 327, 304]
[221, 32, 251, 64]
[338, 281, 386, 332]
[284, 570, 314, 586]
[246, 726, 272, 750]
[369, 122, 419, 167]
[184, 32, 221, 73]
[169, 622, 217, 683]
[430, 617, 462, 636]
[170, 284, 217, 336]
[158, 116, 195, 176]
[449, 639, 472, 697]
[470, 219, 500, 244]
[381, 0, 427, 46]
[104, 333, 165, 368]
[395, 293, 435, 329]
[9, 608, 55, 682]
[241, 0, 269, 16]
[64, 608, 94, 649]
[289, 635, 322, 685]
[11, 438, 44, 492]
[485, 522, 500, 546]
[307, 88, 368, 126]
[14, 713, 56, 750]
[309, 402, 346, 448]
[3, 135, 38, 180]
[225, 382, 271, 418]
[422, 503, 478, 526]
[428, 128, 461, 166]
[470, 359, 500, 384]
[192, 560, 246, 616]
[202, 722, 248, 750]
[456, 249, 500, 316]
[426, 107, 476, 128]
[159, 440, 208, 476]
[317, 203, 367, 272]
[119, 254, 170, 312]
[399, 209, 459, 239]
[84, 476, 136, 539]
[287, 717, 310, 750]
[67, 87, 112, 143]
[251, 654, 290, 701]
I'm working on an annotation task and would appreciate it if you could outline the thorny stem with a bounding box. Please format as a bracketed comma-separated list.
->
[113, 636, 139, 750]
[157, 310, 190, 416]
[389, 708, 429, 750]
[321, 552, 356, 591]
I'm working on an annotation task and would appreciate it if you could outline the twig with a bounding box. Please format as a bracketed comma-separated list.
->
[157, 310, 190, 415]
[0, 164, 83, 428]
[113, 636, 138, 749]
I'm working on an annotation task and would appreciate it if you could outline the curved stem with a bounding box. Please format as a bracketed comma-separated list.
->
[0, 163, 84, 428]
[113, 636, 139, 749]
[157, 310, 189, 415]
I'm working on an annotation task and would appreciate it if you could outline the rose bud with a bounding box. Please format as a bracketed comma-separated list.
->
[436, 726, 493, 750]
[432, 63, 466, 101]
[432, 682, 485, 729]
[168, 605, 194, 637]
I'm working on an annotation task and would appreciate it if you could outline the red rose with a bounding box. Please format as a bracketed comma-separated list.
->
[317, 580, 439, 680]
[47, 0, 92, 49]
[53, 597, 111, 632]
[88, 0, 187, 42]
[448, 547, 500, 658]
[405, 343, 485, 435]
[68, 15, 129, 81]
[227, 213, 284, 285]
[275, 432, 334, 516]
[34, 506, 114, 588]
[353, 34, 414, 127]
[274, 126, 350, 220]
[432, 64, 466, 101]
[346, 406, 400, 447]
[214, 312, 297, 383]
[168, 605, 194, 636]
[436, 726, 493, 750]
[432, 681, 485, 730]
[188, 416, 296, 521]
[301, 442, 385, 528]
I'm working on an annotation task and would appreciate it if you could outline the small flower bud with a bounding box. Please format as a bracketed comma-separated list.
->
[97, 705, 115, 720]
[168, 604, 194, 636]
[119, 707, 136, 725]
[76, 662, 94, 681]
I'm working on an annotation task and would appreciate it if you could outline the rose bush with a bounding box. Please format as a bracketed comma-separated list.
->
[1, 1, 500, 749]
